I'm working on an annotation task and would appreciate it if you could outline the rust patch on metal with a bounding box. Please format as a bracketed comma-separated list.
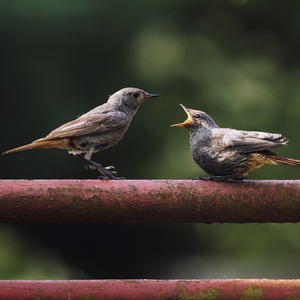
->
[0, 180, 300, 223]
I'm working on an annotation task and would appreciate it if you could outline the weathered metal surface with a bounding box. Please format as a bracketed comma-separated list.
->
[0, 180, 300, 223]
[0, 279, 299, 299]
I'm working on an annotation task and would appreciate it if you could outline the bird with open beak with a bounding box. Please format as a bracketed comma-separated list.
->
[172, 104, 300, 181]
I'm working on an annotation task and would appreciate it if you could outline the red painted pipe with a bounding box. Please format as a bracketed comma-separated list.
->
[0, 279, 299, 299]
[0, 180, 300, 223]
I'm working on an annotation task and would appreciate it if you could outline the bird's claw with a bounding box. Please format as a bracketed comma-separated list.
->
[107, 171, 117, 175]
[103, 165, 117, 174]
[86, 164, 117, 174]
[104, 165, 115, 170]
[192, 176, 246, 182]
[75, 154, 123, 179]
[97, 175, 126, 180]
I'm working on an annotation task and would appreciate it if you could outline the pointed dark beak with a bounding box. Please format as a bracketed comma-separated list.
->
[141, 93, 160, 101]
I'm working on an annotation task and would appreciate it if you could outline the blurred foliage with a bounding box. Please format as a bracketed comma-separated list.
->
[1, 0, 300, 280]
[0, 225, 84, 279]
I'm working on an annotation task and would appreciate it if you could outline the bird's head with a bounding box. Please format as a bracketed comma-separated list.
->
[108, 88, 160, 112]
[171, 104, 218, 130]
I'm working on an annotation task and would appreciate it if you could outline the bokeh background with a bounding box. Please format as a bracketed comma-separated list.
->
[1, 0, 300, 279]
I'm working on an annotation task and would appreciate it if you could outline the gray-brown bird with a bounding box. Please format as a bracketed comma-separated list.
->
[3, 87, 160, 179]
[171, 104, 300, 181]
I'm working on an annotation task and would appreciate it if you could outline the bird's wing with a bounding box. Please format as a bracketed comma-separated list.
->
[214, 129, 288, 153]
[40, 113, 129, 141]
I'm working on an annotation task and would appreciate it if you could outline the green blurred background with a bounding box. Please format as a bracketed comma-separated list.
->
[1, 0, 300, 279]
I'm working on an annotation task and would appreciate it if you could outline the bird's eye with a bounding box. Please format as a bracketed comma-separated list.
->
[133, 92, 139, 98]
[194, 114, 200, 118]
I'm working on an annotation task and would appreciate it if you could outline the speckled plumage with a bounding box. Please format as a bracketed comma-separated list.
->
[172, 104, 300, 180]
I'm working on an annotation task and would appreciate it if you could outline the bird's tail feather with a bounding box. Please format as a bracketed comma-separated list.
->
[265, 150, 300, 166]
[2, 139, 68, 155]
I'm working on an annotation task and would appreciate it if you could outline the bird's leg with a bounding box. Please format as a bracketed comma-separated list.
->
[84, 147, 117, 175]
[74, 154, 125, 180]
[84, 147, 120, 177]
[84, 163, 117, 174]
[192, 175, 246, 182]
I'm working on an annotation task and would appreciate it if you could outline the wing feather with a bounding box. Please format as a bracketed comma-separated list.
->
[39, 113, 129, 141]
[213, 129, 288, 153]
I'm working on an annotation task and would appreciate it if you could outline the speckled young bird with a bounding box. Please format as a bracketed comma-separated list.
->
[171, 104, 300, 181]
[3, 87, 160, 179]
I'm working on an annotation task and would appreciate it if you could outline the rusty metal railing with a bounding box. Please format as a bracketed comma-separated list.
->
[0, 180, 300, 223]
[0, 179, 300, 299]
[0, 279, 299, 299]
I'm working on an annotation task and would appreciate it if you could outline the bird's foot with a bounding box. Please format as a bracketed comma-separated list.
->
[97, 175, 126, 180]
[192, 175, 246, 182]
[104, 165, 116, 171]
[85, 164, 117, 174]
[75, 154, 125, 180]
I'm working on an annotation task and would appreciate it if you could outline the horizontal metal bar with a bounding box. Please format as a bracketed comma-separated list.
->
[0, 180, 300, 223]
[0, 279, 299, 299]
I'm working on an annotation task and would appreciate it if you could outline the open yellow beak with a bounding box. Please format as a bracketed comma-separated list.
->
[171, 104, 194, 127]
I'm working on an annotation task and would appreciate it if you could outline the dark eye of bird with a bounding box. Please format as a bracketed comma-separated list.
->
[133, 92, 139, 98]
[194, 114, 200, 118]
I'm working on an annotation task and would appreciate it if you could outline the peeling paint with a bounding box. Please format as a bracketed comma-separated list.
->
[239, 285, 263, 300]
[178, 286, 223, 300]
[0, 279, 300, 299]
[0, 180, 300, 223]
[128, 185, 137, 191]
[82, 295, 95, 300]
